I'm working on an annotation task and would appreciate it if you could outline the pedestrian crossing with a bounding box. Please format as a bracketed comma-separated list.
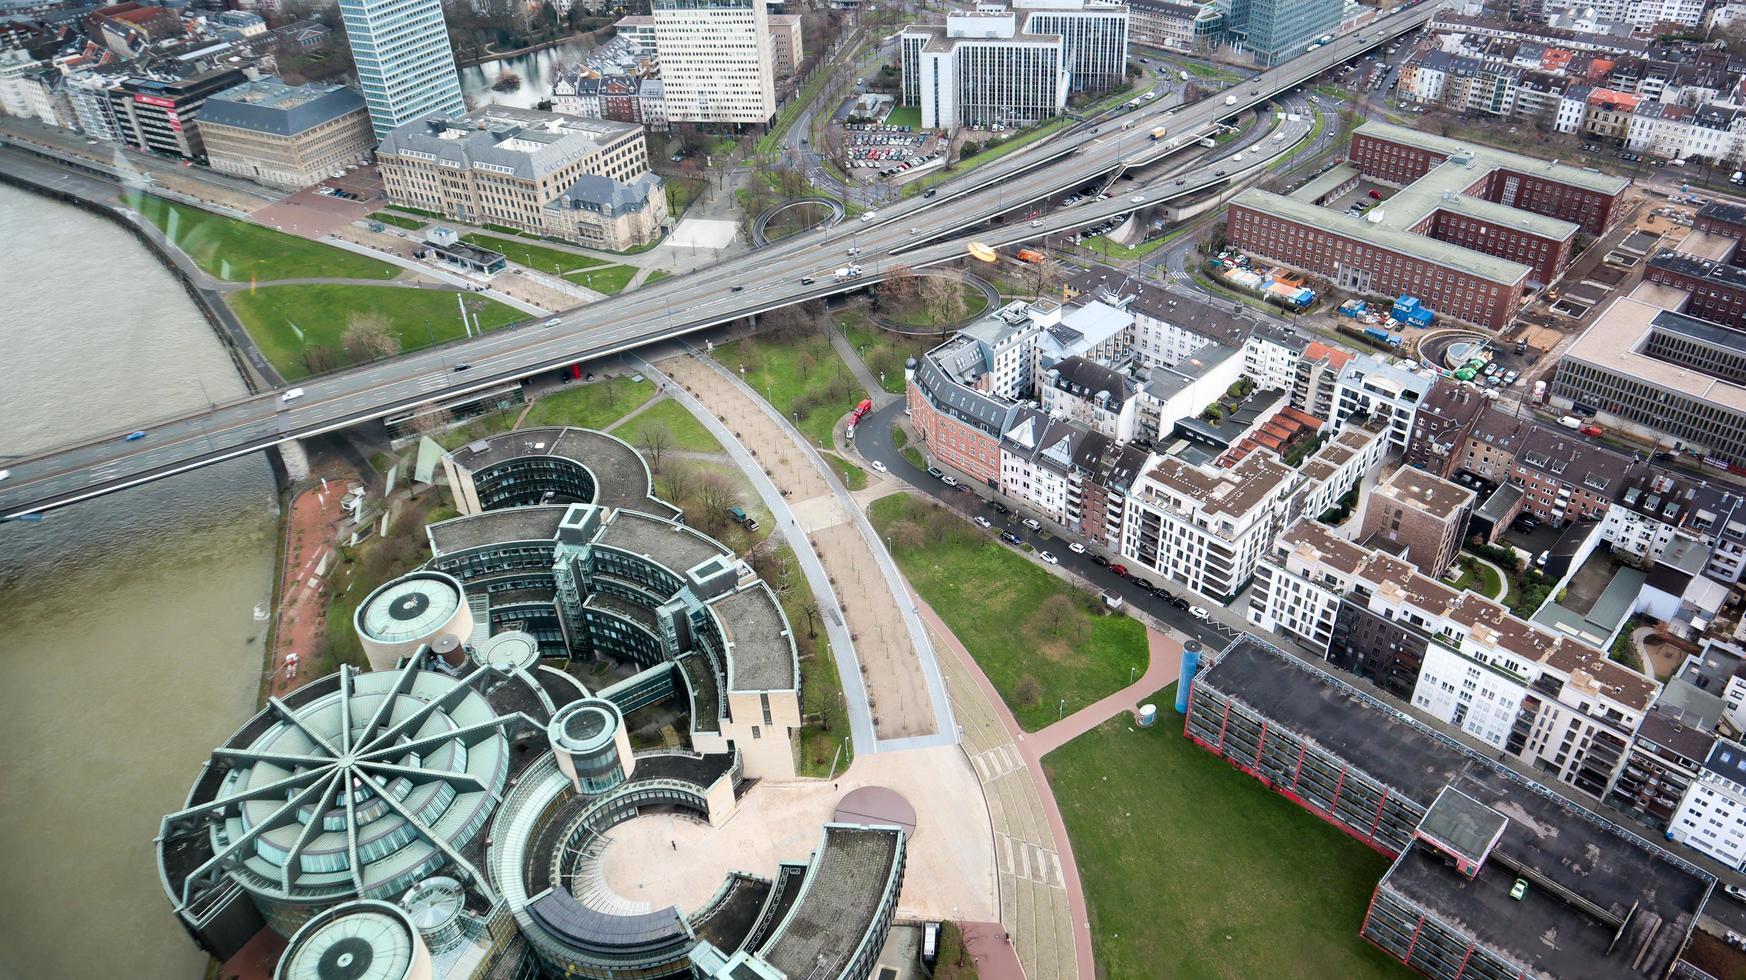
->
[997, 832, 1066, 888]
[969, 743, 1023, 781]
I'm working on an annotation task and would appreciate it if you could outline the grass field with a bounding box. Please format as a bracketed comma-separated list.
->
[1449, 554, 1506, 602]
[823, 451, 867, 490]
[644, 269, 673, 286]
[838, 313, 936, 394]
[885, 106, 923, 129]
[1082, 224, 1190, 261]
[461, 233, 606, 276]
[878, 281, 989, 328]
[618, 397, 720, 453]
[369, 211, 426, 231]
[765, 541, 854, 777]
[870, 494, 1147, 730]
[520, 376, 656, 431]
[712, 330, 862, 448]
[572, 263, 639, 295]
[129, 193, 398, 282]
[1046, 689, 1405, 980]
[227, 284, 523, 380]
[892, 424, 928, 471]
[384, 204, 445, 220]
[909, 118, 1071, 195]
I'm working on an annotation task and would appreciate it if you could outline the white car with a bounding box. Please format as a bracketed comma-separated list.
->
[1039, 551, 1059, 565]
[0, 468, 9, 482]
[1130, 195, 1145, 204]
[280, 387, 305, 402]
[1030, 219, 1042, 227]
[870, 460, 887, 473]
[941, 474, 959, 487]
[545, 318, 561, 327]
[1022, 518, 1042, 531]
[1189, 606, 1211, 621]
[1068, 542, 1086, 554]
[973, 516, 992, 528]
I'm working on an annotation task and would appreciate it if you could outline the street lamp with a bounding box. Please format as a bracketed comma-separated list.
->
[1058, 698, 1066, 720]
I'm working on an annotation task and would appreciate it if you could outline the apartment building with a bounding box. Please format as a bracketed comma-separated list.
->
[1670, 740, 1746, 869]
[1120, 450, 1297, 601]
[1511, 424, 1629, 526]
[339, 0, 465, 140]
[1251, 520, 1657, 798]
[1402, 378, 1489, 477]
[1037, 356, 1139, 441]
[1290, 341, 1354, 421]
[378, 106, 667, 251]
[197, 78, 373, 189]
[1332, 355, 1432, 451]
[1126, 0, 1199, 50]
[1290, 416, 1392, 524]
[1358, 467, 1476, 577]
[651, 0, 776, 125]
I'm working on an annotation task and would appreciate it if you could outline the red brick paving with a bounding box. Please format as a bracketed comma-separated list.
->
[267, 470, 358, 697]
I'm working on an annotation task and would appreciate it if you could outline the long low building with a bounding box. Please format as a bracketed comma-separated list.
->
[1186, 637, 1711, 980]
[1225, 120, 1627, 329]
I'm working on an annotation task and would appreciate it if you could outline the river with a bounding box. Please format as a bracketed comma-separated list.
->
[0, 182, 280, 979]
[458, 39, 596, 111]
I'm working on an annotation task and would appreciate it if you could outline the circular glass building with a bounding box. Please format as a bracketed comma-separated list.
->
[353, 570, 473, 671]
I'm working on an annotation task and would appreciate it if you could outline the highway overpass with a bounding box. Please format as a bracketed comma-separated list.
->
[0, 2, 1439, 520]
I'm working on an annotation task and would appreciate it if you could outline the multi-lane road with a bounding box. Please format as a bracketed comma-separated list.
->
[0, 2, 1439, 520]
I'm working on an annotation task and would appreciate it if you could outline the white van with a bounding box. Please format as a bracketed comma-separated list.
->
[281, 387, 305, 403]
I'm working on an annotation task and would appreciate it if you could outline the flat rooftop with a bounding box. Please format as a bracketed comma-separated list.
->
[1353, 120, 1631, 197]
[596, 510, 730, 575]
[758, 826, 903, 978]
[1651, 249, 1746, 291]
[1201, 638, 1709, 976]
[1140, 445, 1293, 523]
[1374, 466, 1475, 521]
[428, 506, 568, 555]
[450, 426, 677, 519]
[710, 585, 797, 693]
[1564, 295, 1746, 414]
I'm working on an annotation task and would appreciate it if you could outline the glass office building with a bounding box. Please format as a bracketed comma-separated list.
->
[339, 0, 466, 139]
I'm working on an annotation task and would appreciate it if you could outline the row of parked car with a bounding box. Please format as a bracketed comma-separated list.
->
[924, 466, 1211, 620]
[318, 186, 362, 201]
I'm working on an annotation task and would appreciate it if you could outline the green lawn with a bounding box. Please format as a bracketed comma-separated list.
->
[461, 233, 607, 276]
[227, 285, 524, 381]
[644, 269, 673, 286]
[1449, 554, 1506, 601]
[823, 451, 867, 490]
[766, 542, 854, 778]
[886, 106, 923, 129]
[370, 211, 426, 231]
[871, 494, 1147, 730]
[128, 193, 398, 282]
[909, 119, 1072, 195]
[520, 376, 656, 430]
[1082, 224, 1190, 261]
[712, 330, 862, 447]
[878, 281, 990, 328]
[838, 313, 933, 394]
[384, 204, 445, 220]
[665, 176, 708, 215]
[892, 424, 927, 471]
[618, 397, 720, 453]
[1046, 689, 1406, 980]
[570, 263, 639, 295]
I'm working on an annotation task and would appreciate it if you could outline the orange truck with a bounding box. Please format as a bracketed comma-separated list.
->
[1015, 248, 1047, 264]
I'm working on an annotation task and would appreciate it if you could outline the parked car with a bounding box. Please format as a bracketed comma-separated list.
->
[941, 474, 959, 487]
[1090, 554, 1109, 567]
[1108, 563, 1128, 577]
[990, 501, 1012, 515]
[926, 467, 944, 479]
[1022, 518, 1042, 531]
[1000, 531, 1022, 545]
[870, 460, 887, 473]
[1510, 879, 1528, 901]
[973, 516, 992, 528]
[1068, 542, 1086, 554]
[1725, 884, 1746, 902]
[1189, 606, 1210, 620]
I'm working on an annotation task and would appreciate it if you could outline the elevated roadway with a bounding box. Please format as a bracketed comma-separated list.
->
[0, 2, 1438, 519]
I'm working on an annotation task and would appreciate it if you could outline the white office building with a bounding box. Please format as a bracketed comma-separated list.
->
[902, 11, 1067, 130]
[1333, 355, 1431, 451]
[1015, 0, 1130, 94]
[339, 0, 466, 139]
[651, 0, 777, 125]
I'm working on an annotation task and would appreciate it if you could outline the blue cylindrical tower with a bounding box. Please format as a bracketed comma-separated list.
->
[1175, 640, 1203, 714]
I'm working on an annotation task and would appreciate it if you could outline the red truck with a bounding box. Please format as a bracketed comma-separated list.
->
[850, 399, 873, 425]
[1580, 424, 1605, 437]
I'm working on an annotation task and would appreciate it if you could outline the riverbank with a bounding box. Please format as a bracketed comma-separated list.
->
[458, 32, 592, 69]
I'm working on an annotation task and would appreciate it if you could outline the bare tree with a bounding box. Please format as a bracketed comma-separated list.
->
[304, 345, 341, 375]
[696, 471, 742, 525]
[639, 421, 673, 473]
[1014, 674, 1043, 707]
[878, 263, 918, 305]
[659, 461, 700, 507]
[888, 520, 927, 551]
[1032, 594, 1086, 645]
[342, 311, 400, 364]
[919, 273, 967, 325]
[406, 401, 453, 438]
[1028, 256, 1064, 300]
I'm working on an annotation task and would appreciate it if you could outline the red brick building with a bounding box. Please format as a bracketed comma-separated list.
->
[906, 344, 1012, 488]
[1644, 250, 1746, 329]
[1224, 121, 1627, 330]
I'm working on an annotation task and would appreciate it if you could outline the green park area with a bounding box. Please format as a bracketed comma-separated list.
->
[227, 284, 523, 381]
[369, 211, 426, 231]
[712, 325, 863, 447]
[870, 494, 1146, 730]
[837, 313, 934, 394]
[758, 542, 855, 777]
[520, 375, 656, 430]
[129, 193, 398, 282]
[1046, 691, 1405, 980]
[460, 233, 638, 293]
[618, 397, 720, 453]
[885, 106, 923, 129]
[876, 279, 989, 329]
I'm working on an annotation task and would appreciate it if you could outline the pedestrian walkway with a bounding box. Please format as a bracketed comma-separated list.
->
[824, 318, 902, 408]
[1028, 628, 1182, 756]
[659, 352, 952, 745]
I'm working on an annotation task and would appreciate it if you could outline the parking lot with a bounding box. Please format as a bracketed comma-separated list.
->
[840, 122, 946, 180]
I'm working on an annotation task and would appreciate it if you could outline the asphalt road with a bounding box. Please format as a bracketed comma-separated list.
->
[0, 3, 1438, 519]
[853, 399, 1236, 649]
